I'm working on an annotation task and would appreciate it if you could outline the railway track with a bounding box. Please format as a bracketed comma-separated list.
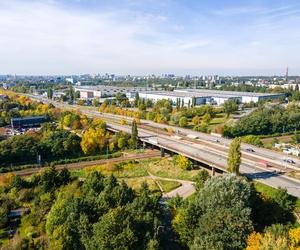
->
[12, 151, 161, 177]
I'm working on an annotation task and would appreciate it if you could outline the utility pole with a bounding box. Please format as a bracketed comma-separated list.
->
[106, 144, 109, 159]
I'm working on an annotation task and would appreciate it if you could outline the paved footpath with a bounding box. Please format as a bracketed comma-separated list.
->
[148, 172, 195, 199]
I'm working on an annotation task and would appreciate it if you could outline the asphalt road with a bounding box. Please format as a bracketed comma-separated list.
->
[26, 95, 300, 197]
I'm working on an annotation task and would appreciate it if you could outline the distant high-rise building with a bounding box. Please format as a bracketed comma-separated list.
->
[285, 67, 289, 83]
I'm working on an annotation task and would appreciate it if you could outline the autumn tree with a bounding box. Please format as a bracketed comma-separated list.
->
[173, 155, 192, 170]
[80, 127, 108, 155]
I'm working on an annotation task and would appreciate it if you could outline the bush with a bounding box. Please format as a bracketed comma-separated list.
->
[173, 155, 192, 170]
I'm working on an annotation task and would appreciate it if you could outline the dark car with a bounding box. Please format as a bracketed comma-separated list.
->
[246, 148, 255, 152]
[283, 159, 295, 164]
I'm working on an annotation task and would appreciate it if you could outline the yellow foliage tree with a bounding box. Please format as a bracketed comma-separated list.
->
[0, 173, 15, 187]
[80, 128, 108, 155]
[246, 232, 262, 250]
[289, 227, 300, 250]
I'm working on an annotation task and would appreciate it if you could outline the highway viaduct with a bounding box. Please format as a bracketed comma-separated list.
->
[25, 94, 300, 198]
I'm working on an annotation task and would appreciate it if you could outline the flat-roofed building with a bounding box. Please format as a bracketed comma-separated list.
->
[74, 85, 151, 100]
[175, 89, 285, 104]
[11, 116, 46, 129]
[139, 91, 208, 107]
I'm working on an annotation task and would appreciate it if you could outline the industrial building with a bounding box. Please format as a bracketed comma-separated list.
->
[139, 91, 208, 106]
[175, 89, 285, 104]
[74, 85, 150, 100]
[138, 89, 284, 106]
[11, 116, 46, 129]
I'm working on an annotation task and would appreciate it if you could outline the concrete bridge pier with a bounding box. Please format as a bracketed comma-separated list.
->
[160, 148, 165, 157]
[211, 166, 215, 176]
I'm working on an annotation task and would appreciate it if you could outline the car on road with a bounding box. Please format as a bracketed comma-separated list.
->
[283, 159, 295, 164]
[246, 148, 255, 152]
[212, 139, 220, 143]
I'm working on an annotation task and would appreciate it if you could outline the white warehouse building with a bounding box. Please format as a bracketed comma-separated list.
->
[139, 91, 208, 106]
[175, 89, 285, 104]
[74, 85, 150, 100]
[138, 89, 285, 106]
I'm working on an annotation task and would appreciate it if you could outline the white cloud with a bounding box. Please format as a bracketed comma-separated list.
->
[0, 0, 299, 75]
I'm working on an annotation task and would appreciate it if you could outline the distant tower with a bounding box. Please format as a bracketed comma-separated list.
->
[285, 67, 289, 83]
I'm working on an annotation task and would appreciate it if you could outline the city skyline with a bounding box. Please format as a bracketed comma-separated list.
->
[0, 0, 300, 75]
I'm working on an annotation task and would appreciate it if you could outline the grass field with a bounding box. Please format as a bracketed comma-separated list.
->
[209, 113, 228, 125]
[122, 177, 160, 193]
[158, 180, 182, 193]
[260, 135, 294, 148]
[144, 158, 199, 181]
[70, 157, 199, 193]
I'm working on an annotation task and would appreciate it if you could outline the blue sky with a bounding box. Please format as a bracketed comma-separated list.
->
[0, 0, 299, 75]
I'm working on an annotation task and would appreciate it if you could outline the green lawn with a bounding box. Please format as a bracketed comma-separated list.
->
[71, 158, 200, 181]
[158, 180, 182, 192]
[144, 158, 199, 181]
[209, 113, 227, 125]
[122, 177, 160, 194]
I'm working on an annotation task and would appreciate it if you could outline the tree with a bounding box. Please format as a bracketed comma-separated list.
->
[179, 116, 188, 127]
[118, 137, 126, 149]
[224, 99, 239, 118]
[80, 128, 107, 155]
[92, 98, 99, 107]
[292, 132, 300, 143]
[273, 188, 294, 216]
[63, 113, 72, 127]
[227, 137, 241, 175]
[192, 116, 201, 125]
[134, 92, 140, 107]
[289, 227, 300, 249]
[194, 169, 210, 191]
[131, 120, 138, 149]
[174, 175, 253, 249]
[202, 113, 212, 124]
[242, 135, 263, 147]
[46, 173, 160, 250]
[174, 155, 192, 170]
[47, 88, 53, 99]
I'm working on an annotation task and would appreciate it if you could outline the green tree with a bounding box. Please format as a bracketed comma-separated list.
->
[242, 135, 263, 147]
[174, 175, 253, 249]
[131, 120, 138, 149]
[47, 88, 53, 99]
[118, 137, 126, 149]
[179, 116, 188, 127]
[134, 92, 140, 107]
[227, 137, 241, 175]
[224, 99, 239, 118]
[194, 169, 210, 191]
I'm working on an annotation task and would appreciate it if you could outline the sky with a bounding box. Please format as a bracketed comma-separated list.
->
[0, 0, 300, 76]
